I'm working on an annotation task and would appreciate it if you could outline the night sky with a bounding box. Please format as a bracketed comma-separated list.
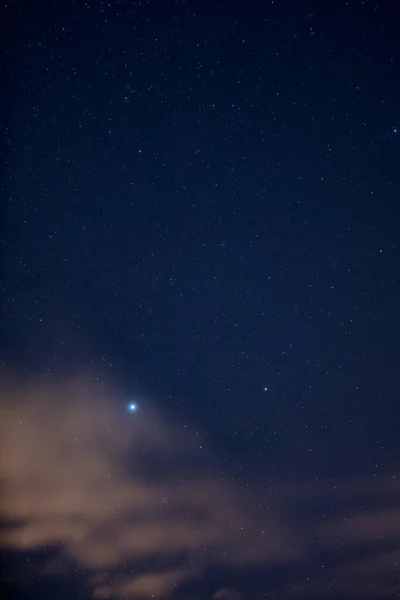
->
[1, 0, 400, 599]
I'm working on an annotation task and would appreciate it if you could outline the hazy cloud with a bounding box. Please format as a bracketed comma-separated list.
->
[0, 375, 297, 598]
[1, 375, 399, 599]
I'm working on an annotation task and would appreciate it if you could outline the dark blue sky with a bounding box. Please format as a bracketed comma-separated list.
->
[2, 1, 400, 599]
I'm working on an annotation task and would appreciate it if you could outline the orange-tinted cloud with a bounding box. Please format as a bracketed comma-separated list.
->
[0, 375, 298, 598]
[1, 374, 400, 599]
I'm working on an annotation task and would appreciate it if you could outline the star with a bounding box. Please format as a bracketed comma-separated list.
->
[127, 402, 138, 412]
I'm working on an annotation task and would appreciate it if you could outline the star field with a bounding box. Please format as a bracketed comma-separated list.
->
[2, 0, 400, 599]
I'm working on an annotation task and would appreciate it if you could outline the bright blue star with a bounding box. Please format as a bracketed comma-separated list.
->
[127, 402, 138, 412]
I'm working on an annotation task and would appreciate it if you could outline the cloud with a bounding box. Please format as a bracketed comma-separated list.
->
[0, 375, 297, 599]
[213, 587, 242, 600]
[1, 374, 400, 599]
[273, 476, 400, 599]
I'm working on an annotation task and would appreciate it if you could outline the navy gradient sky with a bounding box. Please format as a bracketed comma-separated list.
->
[2, 1, 400, 599]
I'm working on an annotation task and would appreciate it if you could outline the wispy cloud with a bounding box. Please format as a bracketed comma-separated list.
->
[1, 375, 399, 599]
[0, 375, 298, 598]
